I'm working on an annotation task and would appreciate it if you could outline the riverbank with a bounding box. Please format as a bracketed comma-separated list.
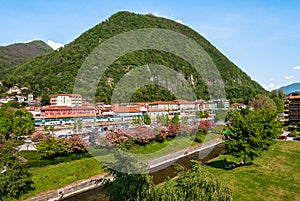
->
[149, 138, 222, 171]
[24, 174, 111, 201]
[22, 138, 223, 201]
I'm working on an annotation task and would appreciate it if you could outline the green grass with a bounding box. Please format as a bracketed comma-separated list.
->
[206, 141, 300, 201]
[6, 158, 105, 201]
[124, 133, 220, 161]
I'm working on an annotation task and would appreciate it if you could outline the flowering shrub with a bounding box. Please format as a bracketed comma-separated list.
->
[177, 124, 191, 137]
[105, 129, 129, 146]
[198, 120, 212, 133]
[155, 130, 167, 142]
[127, 127, 156, 145]
[31, 131, 49, 142]
[36, 136, 87, 159]
[194, 120, 212, 143]
[167, 123, 179, 138]
[103, 122, 212, 147]
[69, 135, 87, 153]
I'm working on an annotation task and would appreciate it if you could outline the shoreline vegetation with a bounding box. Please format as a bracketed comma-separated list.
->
[6, 136, 221, 201]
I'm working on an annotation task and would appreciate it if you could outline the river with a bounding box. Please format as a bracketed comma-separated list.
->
[63, 143, 225, 201]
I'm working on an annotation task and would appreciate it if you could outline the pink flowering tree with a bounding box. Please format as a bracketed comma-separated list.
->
[105, 129, 129, 147]
[195, 120, 212, 143]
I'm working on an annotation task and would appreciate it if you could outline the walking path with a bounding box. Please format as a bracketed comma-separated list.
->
[149, 138, 222, 170]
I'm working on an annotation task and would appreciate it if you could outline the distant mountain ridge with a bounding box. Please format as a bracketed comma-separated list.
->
[0, 40, 52, 71]
[280, 82, 300, 95]
[2, 11, 266, 103]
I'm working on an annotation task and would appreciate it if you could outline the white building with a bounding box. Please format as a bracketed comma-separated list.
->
[50, 94, 82, 107]
[28, 93, 34, 102]
[7, 86, 21, 94]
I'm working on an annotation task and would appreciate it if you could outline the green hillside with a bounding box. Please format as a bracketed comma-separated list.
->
[3, 11, 266, 103]
[0, 40, 52, 73]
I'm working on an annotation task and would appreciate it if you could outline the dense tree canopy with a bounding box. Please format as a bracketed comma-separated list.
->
[151, 161, 232, 201]
[269, 89, 286, 113]
[224, 108, 282, 164]
[3, 11, 266, 103]
[249, 94, 277, 113]
[0, 101, 34, 139]
[36, 135, 87, 159]
[143, 114, 151, 125]
[0, 137, 33, 200]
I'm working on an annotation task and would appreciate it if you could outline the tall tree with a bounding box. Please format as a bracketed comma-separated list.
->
[143, 114, 151, 125]
[0, 107, 34, 139]
[269, 89, 286, 113]
[224, 109, 282, 164]
[102, 151, 153, 201]
[0, 138, 33, 200]
[0, 111, 13, 139]
[171, 113, 180, 125]
[12, 110, 35, 137]
[249, 94, 277, 113]
[151, 160, 232, 201]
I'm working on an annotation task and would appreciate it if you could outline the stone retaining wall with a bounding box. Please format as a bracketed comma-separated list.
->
[24, 175, 111, 201]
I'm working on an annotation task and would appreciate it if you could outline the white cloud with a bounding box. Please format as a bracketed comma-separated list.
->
[46, 40, 64, 50]
[152, 12, 167, 18]
[293, 66, 300, 70]
[151, 12, 183, 24]
[175, 19, 183, 24]
[263, 82, 287, 91]
[284, 76, 294, 80]
[263, 82, 277, 91]
[23, 40, 33, 43]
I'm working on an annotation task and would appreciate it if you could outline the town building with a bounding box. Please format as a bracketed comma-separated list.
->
[50, 94, 82, 107]
[285, 91, 300, 125]
[40, 105, 95, 119]
[28, 93, 34, 102]
[7, 86, 21, 94]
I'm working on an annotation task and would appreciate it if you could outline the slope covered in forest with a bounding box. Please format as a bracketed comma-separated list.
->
[0, 40, 52, 73]
[3, 11, 266, 103]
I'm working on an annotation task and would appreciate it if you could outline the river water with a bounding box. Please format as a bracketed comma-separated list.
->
[63, 143, 225, 201]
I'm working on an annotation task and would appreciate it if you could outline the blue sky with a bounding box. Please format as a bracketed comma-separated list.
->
[1, 0, 299, 91]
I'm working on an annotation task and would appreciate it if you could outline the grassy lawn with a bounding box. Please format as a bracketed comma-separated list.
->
[6, 158, 105, 201]
[124, 132, 220, 160]
[206, 141, 300, 201]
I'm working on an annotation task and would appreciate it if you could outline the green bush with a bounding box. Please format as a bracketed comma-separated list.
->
[194, 133, 204, 143]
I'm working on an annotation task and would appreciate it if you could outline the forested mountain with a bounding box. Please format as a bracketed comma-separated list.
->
[0, 40, 52, 73]
[2, 11, 266, 103]
[280, 83, 300, 95]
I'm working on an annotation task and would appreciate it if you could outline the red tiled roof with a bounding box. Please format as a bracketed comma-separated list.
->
[148, 108, 167, 112]
[41, 106, 95, 110]
[51, 94, 82, 97]
[148, 101, 177, 105]
[113, 108, 142, 113]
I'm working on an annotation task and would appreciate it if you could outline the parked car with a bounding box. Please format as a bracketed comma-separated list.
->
[293, 137, 300, 141]
[278, 135, 287, 140]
